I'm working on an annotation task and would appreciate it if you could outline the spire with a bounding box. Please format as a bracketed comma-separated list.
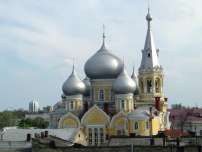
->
[131, 66, 138, 82]
[139, 6, 160, 70]
[120, 57, 127, 76]
[144, 7, 155, 51]
[101, 24, 106, 49]
[71, 58, 76, 75]
[131, 66, 136, 77]
[146, 6, 152, 30]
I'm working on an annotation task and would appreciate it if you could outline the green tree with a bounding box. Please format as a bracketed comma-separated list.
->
[17, 117, 48, 129]
[17, 118, 33, 128]
[32, 117, 49, 129]
[0, 109, 28, 129]
[0, 111, 17, 129]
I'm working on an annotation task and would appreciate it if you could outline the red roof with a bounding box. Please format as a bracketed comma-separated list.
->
[169, 108, 202, 122]
[164, 129, 189, 138]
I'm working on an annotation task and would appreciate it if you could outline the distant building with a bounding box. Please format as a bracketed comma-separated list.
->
[169, 108, 202, 135]
[26, 104, 52, 122]
[29, 100, 40, 113]
[43, 106, 53, 113]
[0, 127, 87, 146]
[25, 113, 50, 122]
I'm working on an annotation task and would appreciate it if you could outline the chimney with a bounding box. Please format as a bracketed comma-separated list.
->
[45, 131, 48, 137]
[41, 132, 45, 138]
[26, 134, 31, 142]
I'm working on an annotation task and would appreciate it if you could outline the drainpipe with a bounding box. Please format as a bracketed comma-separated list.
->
[149, 107, 155, 146]
[149, 107, 153, 136]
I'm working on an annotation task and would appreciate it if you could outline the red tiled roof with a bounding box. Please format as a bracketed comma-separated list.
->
[164, 129, 189, 138]
[168, 108, 202, 122]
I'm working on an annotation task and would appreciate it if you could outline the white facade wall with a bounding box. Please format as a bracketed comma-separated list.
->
[29, 100, 39, 113]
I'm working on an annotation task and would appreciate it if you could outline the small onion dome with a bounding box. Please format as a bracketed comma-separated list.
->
[146, 9, 152, 21]
[83, 77, 91, 96]
[112, 66, 137, 94]
[127, 110, 149, 121]
[84, 35, 123, 79]
[62, 66, 86, 96]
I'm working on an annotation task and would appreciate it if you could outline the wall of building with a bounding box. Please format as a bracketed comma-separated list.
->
[32, 145, 202, 152]
[0, 141, 31, 149]
[25, 113, 50, 122]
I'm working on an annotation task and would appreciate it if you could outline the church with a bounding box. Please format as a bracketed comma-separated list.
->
[49, 9, 170, 146]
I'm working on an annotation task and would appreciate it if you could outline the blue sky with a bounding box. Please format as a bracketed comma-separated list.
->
[0, 0, 202, 111]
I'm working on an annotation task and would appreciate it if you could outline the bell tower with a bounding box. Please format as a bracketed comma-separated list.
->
[137, 8, 167, 112]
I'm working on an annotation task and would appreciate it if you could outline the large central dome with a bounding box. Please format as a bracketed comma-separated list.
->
[84, 37, 123, 79]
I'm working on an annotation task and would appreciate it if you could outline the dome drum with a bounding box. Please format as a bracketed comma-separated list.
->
[82, 77, 91, 96]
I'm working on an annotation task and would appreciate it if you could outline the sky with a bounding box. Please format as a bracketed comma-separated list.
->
[0, 0, 202, 111]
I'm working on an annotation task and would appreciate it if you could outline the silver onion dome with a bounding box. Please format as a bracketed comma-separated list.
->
[84, 34, 123, 79]
[83, 77, 91, 96]
[62, 66, 86, 96]
[112, 66, 137, 94]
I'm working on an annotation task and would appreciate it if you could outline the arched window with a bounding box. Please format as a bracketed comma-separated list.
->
[99, 89, 104, 101]
[155, 78, 161, 93]
[88, 128, 92, 145]
[120, 99, 125, 110]
[88, 127, 105, 145]
[140, 80, 144, 93]
[69, 101, 74, 110]
[110, 89, 113, 101]
[94, 128, 98, 145]
[147, 79, 152, 93]
[146, 121, 149, 129]
[134, 122, 139, 130]
[100, 128, 104, 144]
